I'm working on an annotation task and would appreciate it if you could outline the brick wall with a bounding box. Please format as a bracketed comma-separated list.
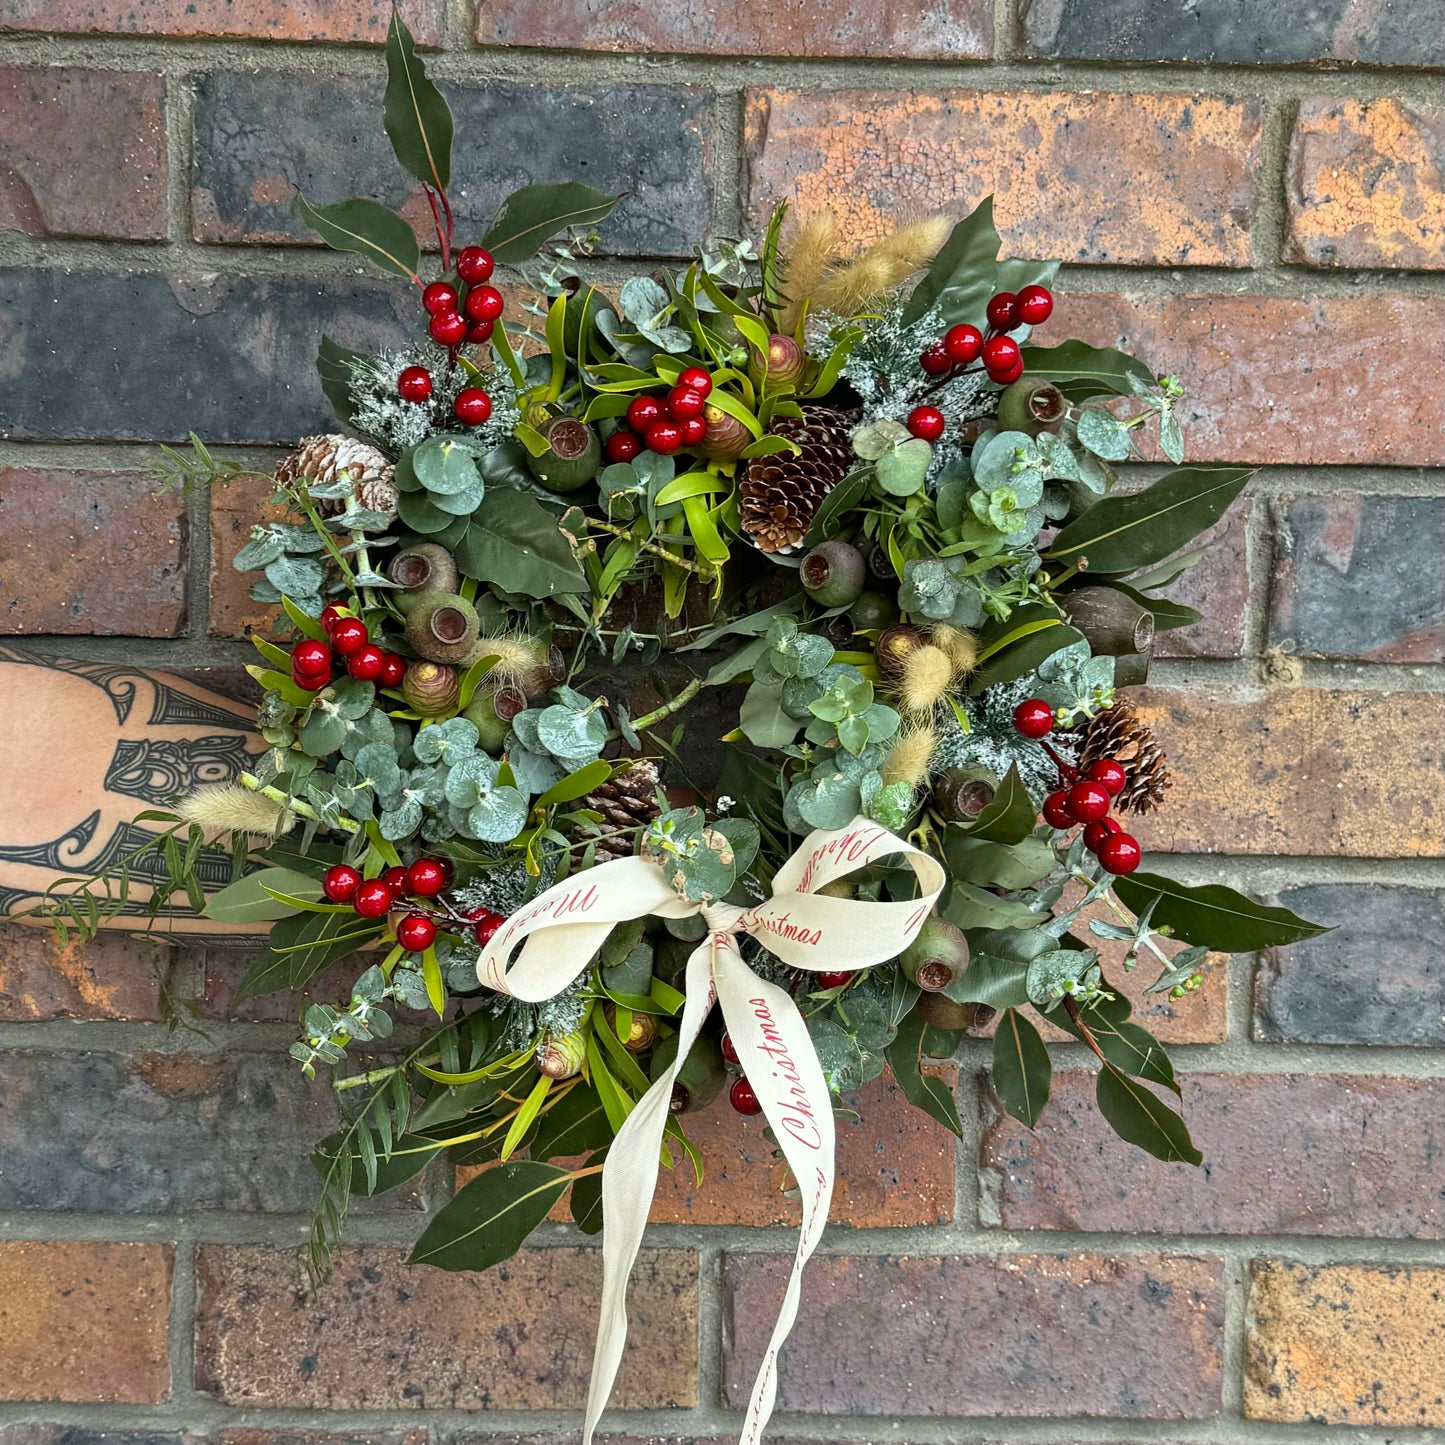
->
[0, 2, 1442, 1442]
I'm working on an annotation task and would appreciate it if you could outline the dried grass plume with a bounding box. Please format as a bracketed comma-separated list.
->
[172, 783, 295, 843]
[881, 722, 938, 788]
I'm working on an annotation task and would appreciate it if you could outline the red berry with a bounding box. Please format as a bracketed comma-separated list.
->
[396, 913, 438, 953]
[329, 618, 368, 657]
[906, 405, 945, 442]
[291, 639, 332, 677]
[1086, 758, 1128, 796]
[353, 879, 395, 919]
[1013, 698, 1055, 738]
[347, 643, 385, 682]
[465, 319, 495, 344]
[1082, 819, 1112, 853]
[1042, 790, 1075, 830]
[429, 309, 467, 347]
[676, 365, 713, 397]
[605, 429, 643, 463]
[981, 334, 1021, 377]
[422, 281, 458, 316]
[456, 246, 495, 284]
[397, 365, 433, 403]
[1098, 832, 1143, 875]
[1016, 284, 1054, 326]
[720, 1031, 739, 1064]
[322, 864, 362, 903]
[645, 420, 683, 454]
[666, 385, 705, 421]
[320, 604, 347, 633]
[729, 1076, 763, 1116]
[407, 858, 448, 898]
[378, 651, 407, 688]
[919, 341, 952, 375]
[991, 356, 1025, 385]
[1067, 780, 1112, 823]
[463, 285, 504, 322]
[680, 414, 708, 446]
[467, 907, 504, 947]
[383, 865, 410, 894]
[292, 668, 330, 693]
[454, 388, 492, 426]
[626, 395, 663, 431]
[943, 323, 984, 364]
[986, 292, 1019, 331]
[816, 970, 855, 989]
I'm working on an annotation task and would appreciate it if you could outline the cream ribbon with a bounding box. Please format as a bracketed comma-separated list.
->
[477, 817, 946, 1444]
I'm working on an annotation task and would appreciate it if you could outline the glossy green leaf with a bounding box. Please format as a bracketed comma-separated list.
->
[1018, 340, 1154, 399]
[450, 489, 588, 597]
[237, 910, 381, 998]
[312, 1128, 442, 1197]
[1095, 1063, 1201, 1165]
[202, 867, 325, 923]
[570, 1148, 607, 1234]
[885, 1012, 962, 1136]
[537, 759, 614, 808]
[1113, 872, 1329, 951]
[960, 764, 1037, 845]
[944, 834, 1055, 890]
[383, 11, 452, 191]
[530, 1083, 613, 1160]
[945, 953, 1032, 1009]
[316, 336, 366, 428]
[1046, 466, 1253, 573]
[409, 1159, 572, 1270]
[1056, 990, 1177, 1092]
[296, 195, 421, 283]
[992, 1009, 1051, 1127]
[1082, 578, 1202, 632]
[480, 182, 622, 264]
[942, 881, 1040, 931]
[902, 196, 1000, 328]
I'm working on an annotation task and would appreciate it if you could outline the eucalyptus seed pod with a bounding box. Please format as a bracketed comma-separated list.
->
[403, 592, 481, 665]
[916, 992, 995, 1032]
[699, 404, 751, 462]
[461, 687, 512, 754]
[800, 540, 867, 607]
[536, 1029, 587, 1080]
[866, 543, 897, 584]
[842, 589, 901, 634]
[1111, 645, 1154, 687]
[1063, 586, 1156, 656]
[388, 543, 459, 614]
[526, 416, 602, 493]
[751, 333, 807, 388]
[401, 660, 460, 717]
[997, 379, 1067, 436]
[650, 1030, 727, 1114]
[899, 915, 970, 993]
[603, 1002, 658, 1054]
[932, 765, 1001, 823]
[875, 623, 928, 677]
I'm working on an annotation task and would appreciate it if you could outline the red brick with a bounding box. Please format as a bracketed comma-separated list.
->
[1287, 97, 1445, 270]
[1245, 1261, 1445, 1426]
[722, 1252, 1224, 1417]
[1152, 498, 1251, 659]
[0, 920, 169, 1020]
[981, 1071, 1445, 1237]
[1059, 291, 1445, 466]
[481, 0, 990, 59]
[0, 1241, 172, 1403]
[195, 1245, 696, 1409]
[210, 473, 286, 639]
[746, 89, 1260, 266]
[0, 469, 185, 635]
[0, 66, 166, 240]
[1129, 687, 1444, 858]
[0, 0, 442, 44]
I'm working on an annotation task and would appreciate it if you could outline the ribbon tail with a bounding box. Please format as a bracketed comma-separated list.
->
[713, 946, 836, 1445]
[582, 941, 717, 1445]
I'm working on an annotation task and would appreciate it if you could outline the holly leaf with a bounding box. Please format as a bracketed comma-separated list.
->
[296, 195, 421, 283]
[992, 1009, 1051, 1127]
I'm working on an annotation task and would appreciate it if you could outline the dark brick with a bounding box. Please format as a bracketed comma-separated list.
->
[722, 1252, 1224, 1417]
[192, 71, 714, 258]
[0, 1432, 188, 1445]
[0, 921, 170, 1020]
[1270, 494, 1445, 661]
[982, 1071, 1445, 1237]
[1256, 885, 1445, 1046]
[1020, 0, 1445, 66]
[0, 469, 186, 635]
[1153, 498, 1250, 659]
[195, 1245, 697, 1409]
[746, 89, 1261, 266]
[480, 0, 991, 58]
[1287, 97, 1445, 269]
[0, 1241, 172, 1403]
[0, 267, 410, 443]
[0, 0, 442, 44]
[201, 947, 356, 1023]
[0, 1049, 348, 1213]
[0, 66, 166, 240]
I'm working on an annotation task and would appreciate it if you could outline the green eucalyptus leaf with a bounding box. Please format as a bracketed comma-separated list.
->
[1095, 1063, 1202, 1165]
[409, 1159, 572, 1270]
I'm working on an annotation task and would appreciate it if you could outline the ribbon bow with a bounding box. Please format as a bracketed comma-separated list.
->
[477, 817, 945, 1445]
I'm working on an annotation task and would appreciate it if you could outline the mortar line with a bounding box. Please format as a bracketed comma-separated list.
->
[1250, 93, 1295, 272]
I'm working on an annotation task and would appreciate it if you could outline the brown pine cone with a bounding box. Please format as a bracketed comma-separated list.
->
[739, 405, 860, 554]
[1074, 703, 1172, 814]
[579, 760, 661, 861]
[275, 434, 397, 523]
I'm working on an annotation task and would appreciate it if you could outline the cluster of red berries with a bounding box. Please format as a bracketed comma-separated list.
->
[290, 605, 407, 692]
[396, 245, 503, 426]
[605, 366, 714, 463]
[917, 284, 1054, 394]
[322, 855, 508, 955]
[1013, 697, 1142, 875]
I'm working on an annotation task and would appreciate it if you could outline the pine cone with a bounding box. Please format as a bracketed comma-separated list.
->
[275, 434, 397, 523]
[1074, 703, 1172, 814]
[579, 760, 661, 861]
[739, 405, 860, 554]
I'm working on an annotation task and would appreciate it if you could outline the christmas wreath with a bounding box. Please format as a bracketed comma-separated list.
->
[45, 15, 1325, 1438]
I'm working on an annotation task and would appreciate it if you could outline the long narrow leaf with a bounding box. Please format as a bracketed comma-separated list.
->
[384, 10, 452, 192]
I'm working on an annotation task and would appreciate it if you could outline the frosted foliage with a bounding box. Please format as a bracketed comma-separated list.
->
[931, 676, 1078, 800]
